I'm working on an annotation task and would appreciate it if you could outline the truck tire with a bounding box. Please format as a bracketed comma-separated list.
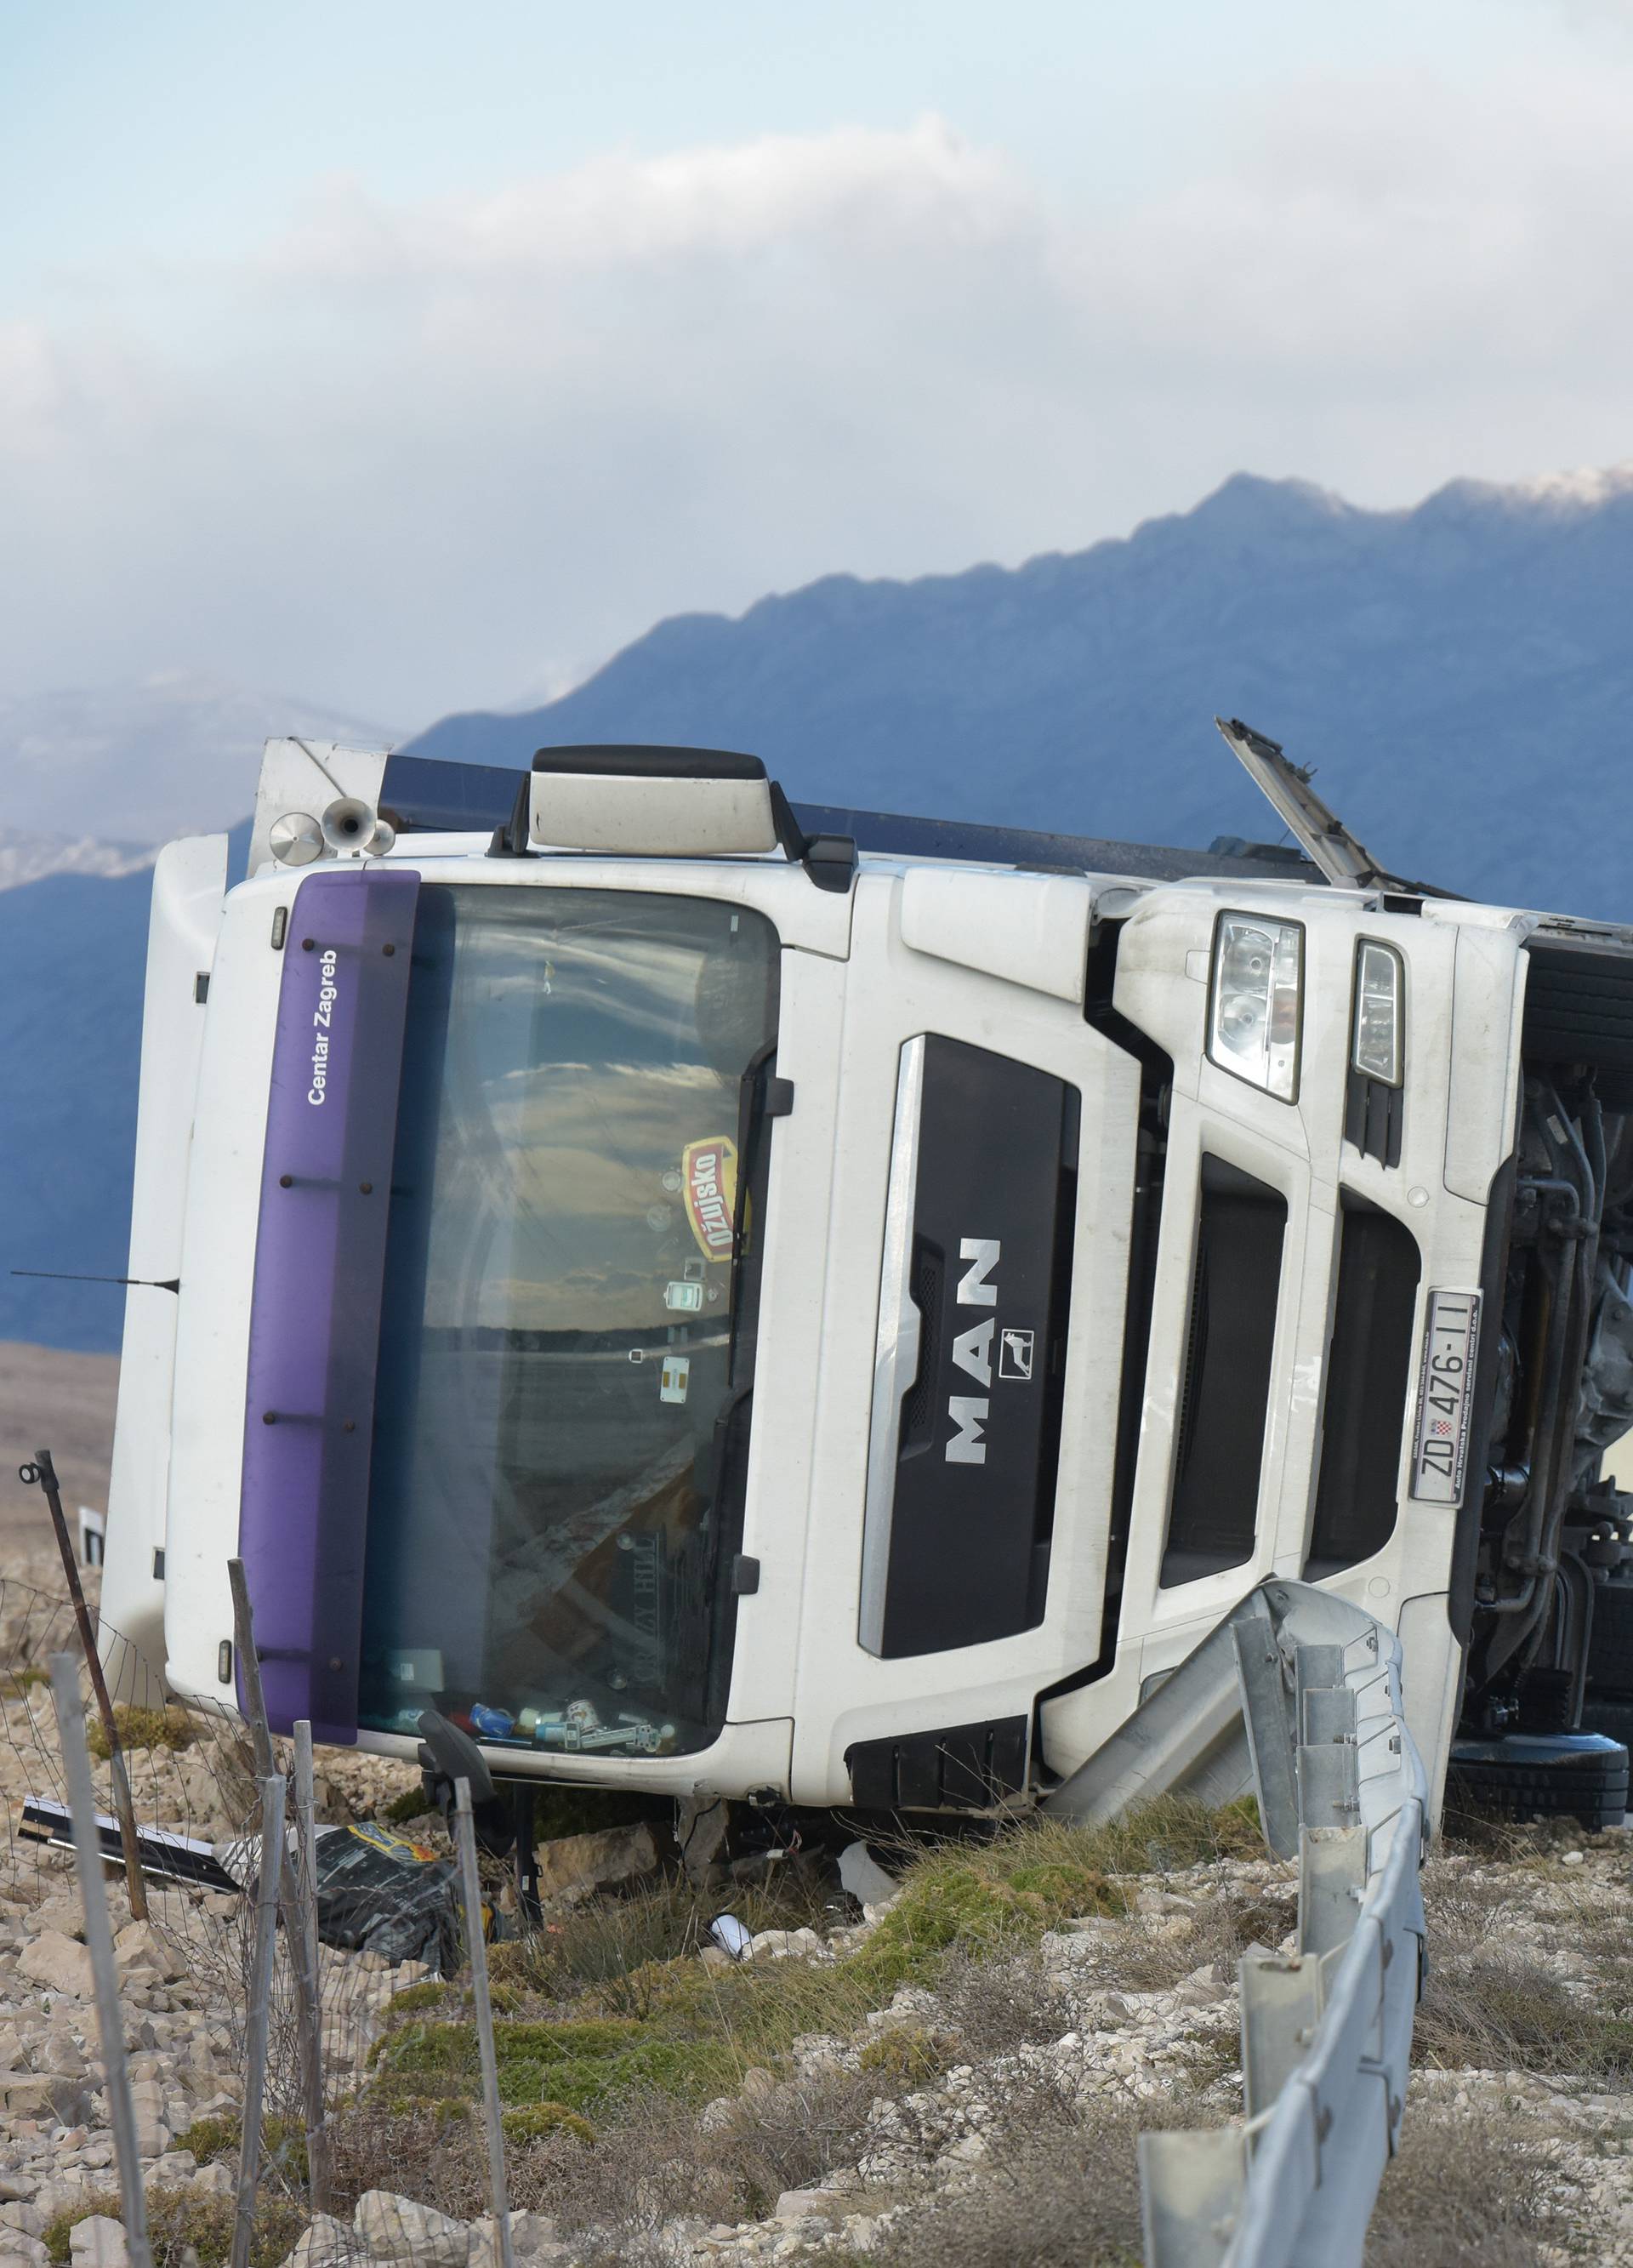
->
[1445, 1732, 1629, 1833]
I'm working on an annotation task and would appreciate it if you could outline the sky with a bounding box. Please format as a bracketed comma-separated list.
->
[3, 0, 1632, 729]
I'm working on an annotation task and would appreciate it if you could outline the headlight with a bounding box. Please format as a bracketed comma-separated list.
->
[1208, 914, 1304, 1101]
[1352, 939, 1403, 1085]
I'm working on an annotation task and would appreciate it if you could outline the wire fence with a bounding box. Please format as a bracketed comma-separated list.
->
[0, 1564, 524, 2267]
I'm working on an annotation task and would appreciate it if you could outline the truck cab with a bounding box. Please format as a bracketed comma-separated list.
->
[99, 732, 1633, 1826]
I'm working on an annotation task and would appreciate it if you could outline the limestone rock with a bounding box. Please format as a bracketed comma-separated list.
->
[148, 2151, 197, 2187]
[69, 2219, 129, 2266]
[29, 1899, 86, 1943]
[128, 2077, 169, 2157]
[747, 1927, 822, 1963]
[775, 2189, 836, 2220]
[19, 1931, 94, 1999]
[283, 2212, 353, 2266]
[532, 1823, 660, 1900]
[1, 2076, 57, 2116]
[470, 2210, 560, 2265]
[113, 1921, 186, 1985]
[353, 2189, 472, 2264]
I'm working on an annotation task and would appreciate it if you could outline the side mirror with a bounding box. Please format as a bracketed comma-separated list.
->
[416, 1709, 514, 1857]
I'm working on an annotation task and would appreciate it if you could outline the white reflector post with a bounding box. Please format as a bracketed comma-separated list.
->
[529, 744, 779, 857]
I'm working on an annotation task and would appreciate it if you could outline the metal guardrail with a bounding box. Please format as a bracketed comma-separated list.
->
[1067, 1581, 1429, 2268]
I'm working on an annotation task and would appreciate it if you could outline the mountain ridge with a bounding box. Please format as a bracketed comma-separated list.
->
[10, 460, 1633, 1354]
[399, 465, 1633, 920]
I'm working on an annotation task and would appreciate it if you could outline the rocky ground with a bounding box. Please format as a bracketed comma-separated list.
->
[1, 1550, 1631, 2265]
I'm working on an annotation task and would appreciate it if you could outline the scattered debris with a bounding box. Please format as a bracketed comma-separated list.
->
[838, 1840, 899, 1912]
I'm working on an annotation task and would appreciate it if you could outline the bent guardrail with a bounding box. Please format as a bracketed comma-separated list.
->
[1050, 1581, 1428, 2268]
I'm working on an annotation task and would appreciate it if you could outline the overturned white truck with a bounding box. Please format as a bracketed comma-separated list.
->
[99, 723, 1633, 1832]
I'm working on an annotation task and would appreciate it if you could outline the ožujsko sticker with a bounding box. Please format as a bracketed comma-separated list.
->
[681, 1137, 738, 1260]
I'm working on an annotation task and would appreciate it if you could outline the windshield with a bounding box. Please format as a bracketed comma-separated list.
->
[357, 883, 780, 1758]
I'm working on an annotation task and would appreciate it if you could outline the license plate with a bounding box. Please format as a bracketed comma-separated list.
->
[1410, 1290, 1483, 1503]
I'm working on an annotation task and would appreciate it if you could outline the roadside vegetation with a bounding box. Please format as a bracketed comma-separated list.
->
[43, 1795, 1629, 2266]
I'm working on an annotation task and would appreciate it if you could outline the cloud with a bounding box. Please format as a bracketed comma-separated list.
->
[3, 78, 1632, 724]
[266, 117, 1024, 282]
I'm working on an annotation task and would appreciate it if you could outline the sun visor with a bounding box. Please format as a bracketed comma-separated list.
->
[528, 744, 779, 857]
[238, 863, 420, 1743]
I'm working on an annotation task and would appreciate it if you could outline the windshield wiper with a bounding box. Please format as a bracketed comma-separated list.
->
[731, 1041, 792, 1218]
[723, 1040, 792, 1381]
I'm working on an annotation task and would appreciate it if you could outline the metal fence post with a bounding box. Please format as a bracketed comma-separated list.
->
[49, 1651, 155, 2268]
[292, 1718, 329, 2212]
[227, 1560, 327, 2208]
[231, 1774, 287, 2268]
[453, 1777, 516, 2268]
[29, 1453, 148, 1919]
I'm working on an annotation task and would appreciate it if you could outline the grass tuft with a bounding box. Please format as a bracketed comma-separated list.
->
[504, 2100, 596, 2147]
[86, 1702, 196, 1758]
[43, 2188, 304, 2268]
[170, 2110, 310, 2186]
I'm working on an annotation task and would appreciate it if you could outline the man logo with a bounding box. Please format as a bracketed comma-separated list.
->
[999, 1328, 1034, 1382]
[945, 1396, 989, 1466]
[946, 1237, 999, 1465]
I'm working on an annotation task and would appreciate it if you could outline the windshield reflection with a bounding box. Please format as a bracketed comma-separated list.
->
[358, 885, 779, 1758]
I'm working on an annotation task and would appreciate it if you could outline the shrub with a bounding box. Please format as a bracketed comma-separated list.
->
[171, 2110, 309, 2186]
[870, 2084, 1211, 2267]
[1414, 1950, 1633, 2083]
[504, 2100, 595, 2146]
[1366, 2101, 1575, 2266]
[372, 2012, 740, 2116]
[380, 1784, 435, 1826]
[324, 2100, 489, 2222]
[44, 2190, 304, 2268]
[386, 1978, 454, 2018]
[856, 2025, 952, 2083]
[86, 1702, 196, 1759]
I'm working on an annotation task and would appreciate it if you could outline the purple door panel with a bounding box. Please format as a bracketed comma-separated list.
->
[238, 866, 420, 1741]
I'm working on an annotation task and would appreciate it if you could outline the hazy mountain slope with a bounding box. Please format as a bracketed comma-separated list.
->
[407, 469, 1633, 919]
[0, 865, 154, 1353]
[0, 823, 251, 1354]
[0, 674, 396, 841]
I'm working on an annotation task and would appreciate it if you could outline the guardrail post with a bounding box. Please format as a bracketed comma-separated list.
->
[1294, 1643, 1346, 1729]
[1239, 1953, 1323, 2119]
[1232, 1615, 1299, 1858]
[1135, 1585, 1430, 2268]
[1293, 1642, 1368, 1961]
[1139, 2128, 1247, 2268]
[1299, 1826, 1368, 1958]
